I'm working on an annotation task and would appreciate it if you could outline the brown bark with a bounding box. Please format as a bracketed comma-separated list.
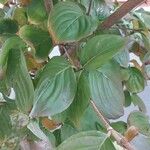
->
[44, 0, 53, 14]
[90, 100, 136, 150]
[100, 0, 146, 29]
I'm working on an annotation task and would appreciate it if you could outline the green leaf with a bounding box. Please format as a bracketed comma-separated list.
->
[0, 36, 26, 73]
[57, 131, 108, 150]
[120, 67, 130, 81]
[111, 121, 127, 135]
[2, 95, 16, 111]
[6, 49, 34, 113]
[131, 94, 146, 113]
[0, 0, 8, 4]
[114, 48, 129, 68]
[30, 57, 77, 117]
[27, 119, 49, 141]
[48, 1, 97, 43]
[19, 25, 53, 60]
[67, 71, 90, 127]
[0, 107, 12, 139]
[80, 106, 105, 131]
[12, 7, 28, 26]
[27, 0, 48, 25]
[143, 52, 150, 78]
[124, 90, 132, 107]
[131, 134, 150, 150]
[127, 111, 150, 136]
[140, 11, 150, 29]
[61, 124, 78, 142]
[0, 8, 5, 19]
[0, 19, 18, 34]
[0, 34, 17, 46]
[0, 79, 9, 94]
[80, 0, 110, 21]
[88, 61, 124, 119]
[125, 67, 145, 93]
[144, 64, 150, 79]
[27, 119, 54, 148]
[100, 138, 116, 150]
[80, 35, 126, 70]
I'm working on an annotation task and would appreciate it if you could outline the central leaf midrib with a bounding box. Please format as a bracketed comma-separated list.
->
[58, 13, 84, 39]
[35, 65, 71, 99]
[83, 49, 113, 68]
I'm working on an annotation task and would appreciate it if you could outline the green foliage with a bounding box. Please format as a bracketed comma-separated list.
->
[0, 19, 18, 34]
[57, 131, 112, 150]
[12, 7, 28, 26]
[7, 49, 34, 113]
[19, 25, 53, 59]
[0, 0, 150, 149]
[88, 61, 124, 119]
[48, 1, 98, 43]
[0, 107, 12, 139]
[79, 35, 126, 70]
[128, 111, 150, 136]
[67, 71, 90, 126]
[0, 0, 8, 4]
[125, 67, 145, 93]
[27, 0, 48, 25]
[30, 57, 77, 118]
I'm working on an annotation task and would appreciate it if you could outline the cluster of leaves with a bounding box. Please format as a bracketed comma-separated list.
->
[0, 0, 150, 149]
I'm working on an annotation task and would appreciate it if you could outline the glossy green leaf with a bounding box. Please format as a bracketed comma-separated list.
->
[27, 0, 48, 25]
[12, 7, 28, 26]
[0, 36, 26, 74]
[57, 131, 108, 150]
[0, 34, 17, 47]
[80, 106, 105, 131]
[131, 94, 146, 113]
[68, 71, 90, 127]
[127, 111, 150, 136]
[2, 95, 16, 111]
[100, 138, 116, 150]
[88, 62, 124, 119]
[141, 32, 150, 51]
[0, 107, 12, 139]
[48, 1, 97, 43]
[111, 121, 127, 135]
[80, 0, 110, 21]
[61, 124, 78, 142]
[30, 57, 77, 118]
[141, 11, 150, 29]
[27, 119, 49, 141]
[114, 48, 129, 68]
[125, 67, 145, 93]
[120, 67, 130, 81]
[80, 35, 126, 70]
[6, 49, 34, 113]
[124, 90, 132, 107]
[19, 25, 52, 59]
[0, 19, 18, 34]
[131, 134, 150, 150]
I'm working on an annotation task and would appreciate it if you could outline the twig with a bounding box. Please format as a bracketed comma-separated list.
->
[44, 0, 53, 14]
[100, 0, 146, 29]
[62, 0, 145, 60]
[90, 100, 136, 150]
[87, 0, 93, 16]
[62, 45, 78, 70]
